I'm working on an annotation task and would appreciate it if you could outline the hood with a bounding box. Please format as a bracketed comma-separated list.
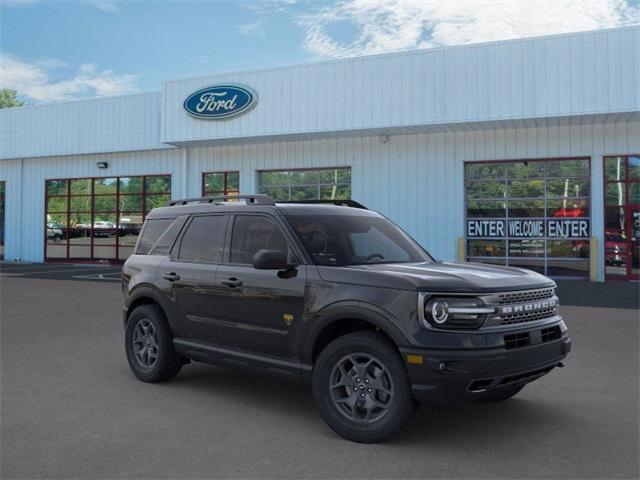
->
[316, 261, 555, 293]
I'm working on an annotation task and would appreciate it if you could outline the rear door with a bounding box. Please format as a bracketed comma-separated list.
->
[213, 213, 307, 359]
[159, 214, 229, 344]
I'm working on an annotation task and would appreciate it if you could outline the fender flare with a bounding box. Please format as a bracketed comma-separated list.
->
[301, 301, 410, 364]
[124, 284, 174, 327]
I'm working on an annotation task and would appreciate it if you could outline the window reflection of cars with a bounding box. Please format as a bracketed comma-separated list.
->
[46, 222, 63, 243]
[92, 221, 116, 237]
[118, 217, 142, 237]
[605, 231, 627, 266]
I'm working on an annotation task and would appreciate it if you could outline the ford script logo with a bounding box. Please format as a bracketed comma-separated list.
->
[183, 84, 257, 120]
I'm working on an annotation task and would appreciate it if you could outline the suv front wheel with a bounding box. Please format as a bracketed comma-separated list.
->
[125, 304, 182, 382]
[312, 331, 415, 443]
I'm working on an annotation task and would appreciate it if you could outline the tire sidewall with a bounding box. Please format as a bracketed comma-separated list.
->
[312, 332, 413, 443]
[124, 305, 179, 382]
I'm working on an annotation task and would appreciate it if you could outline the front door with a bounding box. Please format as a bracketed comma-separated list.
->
[213, 214, 306, 359]
[604, 155, 639, 280]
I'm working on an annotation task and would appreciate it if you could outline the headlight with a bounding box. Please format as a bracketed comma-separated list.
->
[421, 297, 495, 329]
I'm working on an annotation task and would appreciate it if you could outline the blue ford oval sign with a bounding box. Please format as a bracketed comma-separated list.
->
[183, 84, 257, 120]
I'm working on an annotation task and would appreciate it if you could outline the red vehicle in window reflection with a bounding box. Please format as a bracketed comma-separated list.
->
[553, 206, 585, 218]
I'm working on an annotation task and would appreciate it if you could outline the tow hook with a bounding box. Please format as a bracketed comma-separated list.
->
[557, 362, 565, 368]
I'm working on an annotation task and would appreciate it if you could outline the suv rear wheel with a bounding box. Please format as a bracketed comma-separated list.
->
[125, 304, 182, 382]
[312, 331, 414, 443]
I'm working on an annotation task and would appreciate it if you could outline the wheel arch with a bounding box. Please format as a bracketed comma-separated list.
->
[305, 303, 409, 365]
[124, 286, 172, 328]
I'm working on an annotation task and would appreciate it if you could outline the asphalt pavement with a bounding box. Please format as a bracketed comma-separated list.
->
[1, 263, 638, 479]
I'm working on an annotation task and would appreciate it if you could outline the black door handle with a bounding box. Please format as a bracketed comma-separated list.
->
[162, 272, 180, 281]
[221, 277, 243, 288]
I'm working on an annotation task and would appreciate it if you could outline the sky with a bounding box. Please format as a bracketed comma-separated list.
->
[1, 0, 639, 104]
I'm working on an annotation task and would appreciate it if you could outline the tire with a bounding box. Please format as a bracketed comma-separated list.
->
[480, 384, 524, 402]
[125, 304, 182, 382]
[312, 331, 414, 443]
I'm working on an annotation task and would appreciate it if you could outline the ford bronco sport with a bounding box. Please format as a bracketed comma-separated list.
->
[122, 195, 571, 443]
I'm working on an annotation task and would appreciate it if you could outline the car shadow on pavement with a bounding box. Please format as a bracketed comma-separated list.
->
[163, 362, 574, 446]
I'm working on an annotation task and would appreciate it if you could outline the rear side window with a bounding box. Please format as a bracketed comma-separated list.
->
[136, 218, 174, 254]
[178, 215, 227, 263]
[149, 216, 187, 255]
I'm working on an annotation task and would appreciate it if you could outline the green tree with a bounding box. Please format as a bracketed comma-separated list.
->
[0, 89, 24, 109]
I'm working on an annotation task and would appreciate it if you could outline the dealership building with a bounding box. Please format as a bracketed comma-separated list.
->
[0, 26, 638, 281]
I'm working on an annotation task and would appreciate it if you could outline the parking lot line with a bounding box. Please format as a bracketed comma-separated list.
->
[72, 273, 121, 281]
[0, 267, 117, 276]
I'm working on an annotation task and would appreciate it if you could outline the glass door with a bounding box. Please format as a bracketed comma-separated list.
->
[604, 155, 639, 280]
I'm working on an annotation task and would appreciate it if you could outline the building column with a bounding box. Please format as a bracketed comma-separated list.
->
[239, 169, 255, 195]
[591, 155, 605, 282]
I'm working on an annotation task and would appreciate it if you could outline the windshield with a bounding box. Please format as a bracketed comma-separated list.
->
[286, 214, 433, 266]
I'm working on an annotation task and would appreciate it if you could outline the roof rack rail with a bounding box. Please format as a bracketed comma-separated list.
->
[167, 194, 274, 206]
[278, 199, 368, 209]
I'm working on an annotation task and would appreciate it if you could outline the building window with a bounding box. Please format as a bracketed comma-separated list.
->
[465, 158, 591, 278]
[257, 167, 351, 201]
[603, 155, 639, 280]
[45, 175, 171, 262]
[0, 181, 5, 260]
[202, 171, 240, 198]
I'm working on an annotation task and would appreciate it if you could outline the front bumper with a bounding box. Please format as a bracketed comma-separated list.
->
[400, 330, 571, 406]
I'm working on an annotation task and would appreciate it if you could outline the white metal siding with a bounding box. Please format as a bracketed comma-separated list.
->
[1, 121, 637, 281]
[0, 149, 183, 262]
[162, 27, 640, 145]
[0, 92, 168, 160]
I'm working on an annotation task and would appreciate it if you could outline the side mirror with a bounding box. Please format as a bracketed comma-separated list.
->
[252, 249, 293, 270]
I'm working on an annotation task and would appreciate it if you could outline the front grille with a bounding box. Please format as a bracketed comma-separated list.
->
[496, 287, 557, 325]
[497, 287, 555, 305]
[500, 306, 557, 325]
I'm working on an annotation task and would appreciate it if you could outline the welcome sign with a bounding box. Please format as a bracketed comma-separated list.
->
[467, 219, 590, 238]
[184, 85, 257, 120]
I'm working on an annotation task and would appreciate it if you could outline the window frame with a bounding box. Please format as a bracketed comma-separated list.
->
[0, 181, 5, 260]
[225, 213, 304, 267]
[173, 213, 230, 265]
[256, 166, 351, 201]
[602, 154, 640, 280]
[201, 171, 240, 198]
[44, 174, 172, 263]
[464, 157, 592, 278]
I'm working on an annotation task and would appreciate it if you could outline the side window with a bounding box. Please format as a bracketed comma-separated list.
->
[136, 218, 174, 254]
[178, 215, 227, 263]
[230, 216, 289, 264]
[149, 215, 187, 255]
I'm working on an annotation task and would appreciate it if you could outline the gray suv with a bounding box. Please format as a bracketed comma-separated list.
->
[122, 195, 571, 443]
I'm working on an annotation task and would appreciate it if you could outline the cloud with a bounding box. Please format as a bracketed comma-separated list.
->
[0, 53, 138, 102]
[83, 0, 118, 12]
[239, 19, 266, 36]
[297, 0, 640, 58]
